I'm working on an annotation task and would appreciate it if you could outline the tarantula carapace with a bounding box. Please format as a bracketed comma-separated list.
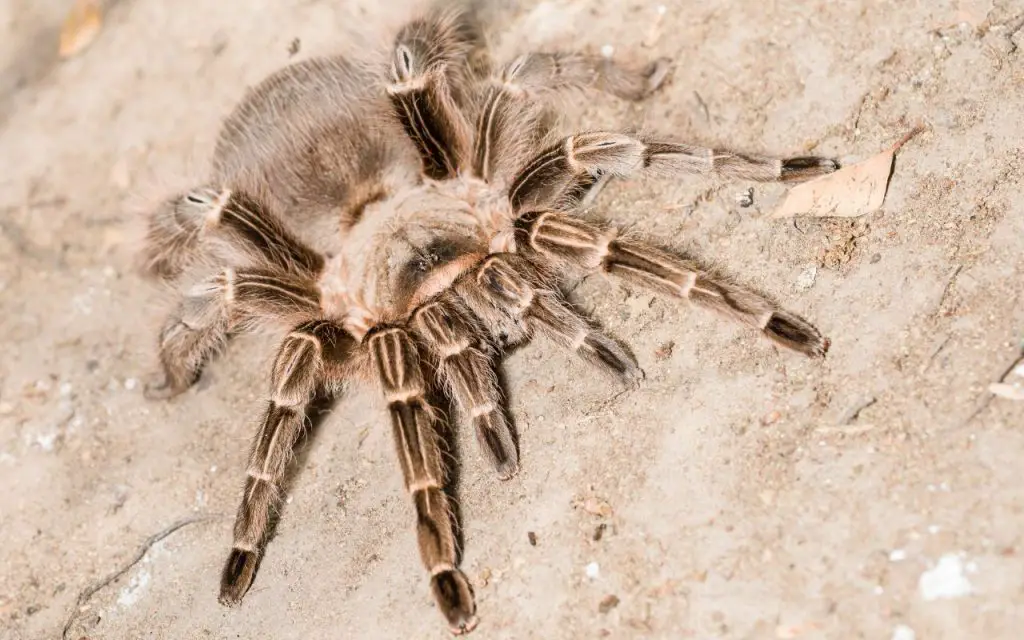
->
[140, 4, 834, 635]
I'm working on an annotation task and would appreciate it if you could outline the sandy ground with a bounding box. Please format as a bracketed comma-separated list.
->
[2, 0, 1024, 638]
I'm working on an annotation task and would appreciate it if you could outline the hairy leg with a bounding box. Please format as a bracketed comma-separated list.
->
[365, 326, 477, 635]
[508, 131, 838, 212]
[145, 268, 321, 399]
[220, 320, 355, 605]
[410, 294, 518, 479]
[386, 6, 480, 180]
[512, 211, 828, 358]
[472, 53, 671, 184]
[140, 187, 324, 282]
[453, 254, 640, 382]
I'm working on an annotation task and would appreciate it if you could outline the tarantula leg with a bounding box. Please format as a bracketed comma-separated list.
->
[366, 327, 477, 635]
[471, 54, 670, 183]
[513, 211, 828, 358]
[220, 320, 355, 606]
[145, 268, 321, 399]
[508, 131, 839, 212]
[411, 295, 518, 479]
[529, 291, 641, 383]
[454, 254, 639, 383]
[141, 187, 323, 281]
[503, 52, 672, 101]
[387, 9, 476, 180]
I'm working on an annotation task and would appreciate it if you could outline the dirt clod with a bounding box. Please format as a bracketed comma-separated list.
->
[598, 595, 620, 614]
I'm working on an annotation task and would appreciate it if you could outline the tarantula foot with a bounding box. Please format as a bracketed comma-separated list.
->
[219, 548, 260, 606]
[495, 460, 520, 482]
[641, 57, 673, 97]
[142, 371, 191, 400]
[432, 569, 478, 635]
[780, 156, 840, 182]
[624, 366, 646, 390]
[764, 312, 829, 358]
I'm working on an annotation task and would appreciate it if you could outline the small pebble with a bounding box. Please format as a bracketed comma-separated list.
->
[527, 531, 537, 547]
[654, 341, 675, 361]
[919, 553, 973, 600]
[585, 562, 600, 579]
[593, 523, 607, 541]
[59, 382, 74, 397]
[582, 497, 613, 518]
[794, 265, 817, 292]
[600, 44, 614, 58]
[124, 378, 138, 391]
[889, 549, 907, 562]
[891, 624, 915, 640]
[598, 594, 620, 613]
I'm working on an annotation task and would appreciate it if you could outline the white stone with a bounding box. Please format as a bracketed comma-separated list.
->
[794, 265, 817, 291]
[891, 624, 915, 640]
[919, 553, 973, 601]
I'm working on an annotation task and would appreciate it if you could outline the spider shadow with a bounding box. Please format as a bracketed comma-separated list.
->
[429, 387, 472, 570]
[253, 386, 479, 587]
[258, 390, 338, 554]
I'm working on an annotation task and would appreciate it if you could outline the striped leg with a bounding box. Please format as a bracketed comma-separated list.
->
[508, 131, 839, 212]
[220, 320, 355, 605]
[411, 294, 519, 480]
[366, 327, 477, 635]
[386, 8, 477, 180]
[141, 187, 323, 282]
[512, 211, 828, 358]
[453, 254, 640, 383]
[144, 268, 321, 399]
[472, 53, 671, 185]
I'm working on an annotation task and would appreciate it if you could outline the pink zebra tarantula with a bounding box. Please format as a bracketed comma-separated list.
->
[140, 3, 834, 634]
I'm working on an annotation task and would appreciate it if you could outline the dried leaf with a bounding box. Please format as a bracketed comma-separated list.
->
[955, 0, 992, 27]
[59, 0, 103, 59]
[989, 383, 1024, 401]
[582, 496, 613, 518]
[771, 128, 923, 219]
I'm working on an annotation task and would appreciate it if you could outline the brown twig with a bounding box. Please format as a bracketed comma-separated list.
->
[962, 348, 1024, 427]
[61, 514, 224, 639]
[890, 125, 927, 154]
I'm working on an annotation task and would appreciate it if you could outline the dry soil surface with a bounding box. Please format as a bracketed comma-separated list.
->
[2, 1, 1024, 639]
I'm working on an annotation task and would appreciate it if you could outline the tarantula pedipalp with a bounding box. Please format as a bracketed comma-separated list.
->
[140, 5, 835, 635]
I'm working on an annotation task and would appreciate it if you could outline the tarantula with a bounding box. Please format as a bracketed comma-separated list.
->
[140, 4, 834, 635]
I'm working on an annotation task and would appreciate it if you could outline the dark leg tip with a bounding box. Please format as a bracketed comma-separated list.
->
[495, 460, 520, 482]
[641, 58, 673, 97]
[431, 570, 478, 635]
[219, 548, 259, 607]
[781, 156, 840, 182]
[143, 371, 190, 400]
[764, 313, 829, 359]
